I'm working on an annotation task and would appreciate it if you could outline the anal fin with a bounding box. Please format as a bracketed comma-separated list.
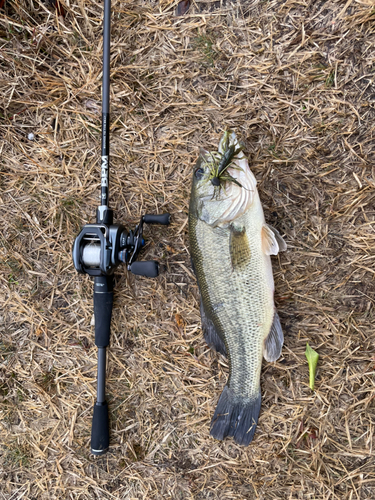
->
[263, 310, 284, 362]
[200, 298, 227, 356]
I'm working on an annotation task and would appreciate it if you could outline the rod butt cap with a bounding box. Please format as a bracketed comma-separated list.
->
[91, 401, 109, 455]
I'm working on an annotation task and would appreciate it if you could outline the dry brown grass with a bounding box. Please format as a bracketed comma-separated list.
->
[1, 0, 375, 498]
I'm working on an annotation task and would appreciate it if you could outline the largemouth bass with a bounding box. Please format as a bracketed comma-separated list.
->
[188, 131, 286, 446]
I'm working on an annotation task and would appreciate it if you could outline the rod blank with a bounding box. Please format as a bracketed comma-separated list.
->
[101, 0, 111, 207]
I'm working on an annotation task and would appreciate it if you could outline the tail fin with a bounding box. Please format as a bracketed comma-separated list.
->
[210, 386, 261, 446]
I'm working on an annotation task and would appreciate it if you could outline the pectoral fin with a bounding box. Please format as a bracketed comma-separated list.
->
[261, 224, 286, 255]
[270, 226, 287, 252]
[263, 310, 284, 362]
[200, 298, 227, 356]
[229, 225, 251, 270]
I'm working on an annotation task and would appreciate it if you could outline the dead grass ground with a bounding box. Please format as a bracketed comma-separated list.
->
[0, 0, 375, 498]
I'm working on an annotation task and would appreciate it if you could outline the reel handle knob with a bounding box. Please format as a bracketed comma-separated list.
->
[143, 213, 171, 225]
[129, 261, 159, 278]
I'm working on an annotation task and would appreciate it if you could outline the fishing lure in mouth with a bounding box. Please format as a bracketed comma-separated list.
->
[198, 135, 244, 192]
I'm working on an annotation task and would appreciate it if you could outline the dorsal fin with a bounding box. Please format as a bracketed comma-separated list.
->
[200, 298, 227, 356]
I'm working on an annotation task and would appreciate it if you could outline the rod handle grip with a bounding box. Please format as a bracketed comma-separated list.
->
[91, 402, 109, 455]
[94, 276, 113, 347]
[143, 213, 171, 225]
[129, 261, 159, 278]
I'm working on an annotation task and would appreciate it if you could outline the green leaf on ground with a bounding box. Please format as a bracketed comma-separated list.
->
[305, 343, 319, 391]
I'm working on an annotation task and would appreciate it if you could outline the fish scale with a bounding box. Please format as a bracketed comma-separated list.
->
[189, 130, 286, 446]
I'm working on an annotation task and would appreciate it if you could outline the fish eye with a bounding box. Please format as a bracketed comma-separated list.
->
[195, 167, 204, 179]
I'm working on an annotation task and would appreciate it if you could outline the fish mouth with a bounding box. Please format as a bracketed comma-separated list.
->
[197, 161, 257, 226]
[193, 130, 258, 226]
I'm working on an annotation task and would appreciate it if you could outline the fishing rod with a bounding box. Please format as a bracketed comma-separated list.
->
[72, 0, 170, 455]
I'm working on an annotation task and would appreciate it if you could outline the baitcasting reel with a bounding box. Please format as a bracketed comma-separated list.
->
[73, 208, 170, 279]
